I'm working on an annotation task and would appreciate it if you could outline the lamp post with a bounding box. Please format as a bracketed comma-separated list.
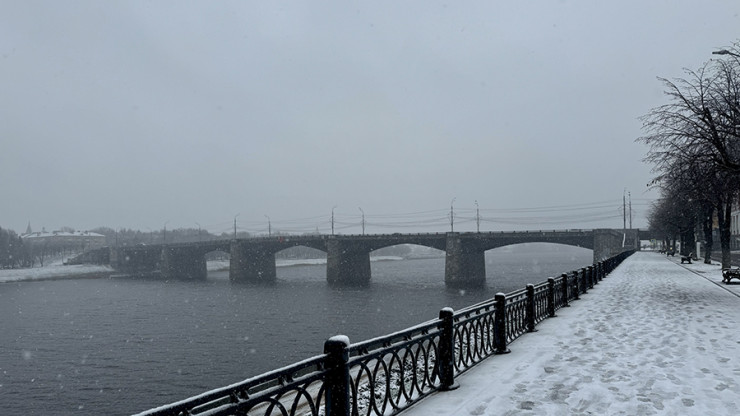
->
[265, 215, 271, 236]
[475, 200, 480, 233]
[331, 206, 337, 235]
[450, 198, 456, 232]
[233, 214, 239, 239]
[359, 207, 365, 235]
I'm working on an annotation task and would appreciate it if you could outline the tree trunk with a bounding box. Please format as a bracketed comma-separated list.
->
[702, 204, 714, 264]
[717, 198, 732, 269]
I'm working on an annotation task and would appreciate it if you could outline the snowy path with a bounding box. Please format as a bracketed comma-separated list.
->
[404, 251, 740, 415]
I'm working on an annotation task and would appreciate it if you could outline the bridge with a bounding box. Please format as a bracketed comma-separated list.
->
[108, 229, 640, 287]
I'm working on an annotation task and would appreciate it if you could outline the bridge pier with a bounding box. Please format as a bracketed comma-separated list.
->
[161, 247, 207, 280]
[230, 241, 276, 283]
[326, 238, 371, 286]
[593, 229, 632, 263]
[444, 233, 486, 288]
[110, 246, 161, 276]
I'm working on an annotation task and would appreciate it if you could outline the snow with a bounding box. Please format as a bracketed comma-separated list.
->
[0, 263, 113, 283]
[403, 251, 740, 415]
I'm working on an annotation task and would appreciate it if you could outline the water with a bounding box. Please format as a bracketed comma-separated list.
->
[0, 244, 592, 415]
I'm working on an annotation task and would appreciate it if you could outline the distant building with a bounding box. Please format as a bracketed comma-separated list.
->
[20, 230, 106, 251]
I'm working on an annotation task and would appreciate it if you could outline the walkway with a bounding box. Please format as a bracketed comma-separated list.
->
[404, 251, 740, 415]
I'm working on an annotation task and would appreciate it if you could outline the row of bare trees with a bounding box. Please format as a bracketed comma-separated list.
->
[639, 41, 740, 268]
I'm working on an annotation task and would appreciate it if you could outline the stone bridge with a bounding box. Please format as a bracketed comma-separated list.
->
[108, 229, 638, 287]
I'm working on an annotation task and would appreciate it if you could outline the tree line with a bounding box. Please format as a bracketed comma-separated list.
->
[639, 41, 740, 267]
[0, 227, 32, 268]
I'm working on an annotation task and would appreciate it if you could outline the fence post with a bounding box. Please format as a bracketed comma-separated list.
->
[526, 284, 537, 332]
[561, 273, 570, 307]
[547, 277, 556, 317]
[493, 293, 511, 354]
[573, 271, 580, 300]
[438, 307, 459, 391]
[580, 268, 588, 294]
[324, 335, 351, 416]
[588, 266, 594, 288]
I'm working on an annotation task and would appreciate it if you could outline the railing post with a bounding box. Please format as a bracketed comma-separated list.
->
[588, 266, 595, 288]
[493, 293, 511, 354]
[580, 268, 588, 294]
[547, 277, 556, 317]
[324, 335, 351, 416]
[573, 271, 580, 300]
[526, 284, 537, 332]
[437, 307, 459, 391]
[561, 273, 570, 307]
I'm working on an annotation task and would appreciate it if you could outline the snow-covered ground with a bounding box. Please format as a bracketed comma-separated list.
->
[404, 251, 740, 416]
[0, 263, 113, 283]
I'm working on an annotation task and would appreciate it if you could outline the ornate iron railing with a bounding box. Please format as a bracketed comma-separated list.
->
[133, 250, 634, 416]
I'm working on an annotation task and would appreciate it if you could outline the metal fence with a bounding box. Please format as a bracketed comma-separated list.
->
[133, 250, 634, 416]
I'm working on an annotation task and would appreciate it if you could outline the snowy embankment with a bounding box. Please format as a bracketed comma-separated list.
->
[404, 251, 740, 416]
[0, 263, 113, 283]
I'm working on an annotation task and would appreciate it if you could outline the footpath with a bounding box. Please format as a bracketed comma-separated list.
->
[404, 251, 740, 415]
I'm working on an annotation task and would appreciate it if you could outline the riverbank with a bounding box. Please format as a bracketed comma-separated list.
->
[403, 251, 740, 415]
[0, 263, 114, 283]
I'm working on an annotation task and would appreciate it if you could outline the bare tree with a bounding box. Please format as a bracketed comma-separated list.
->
[639, 43, 740, 268]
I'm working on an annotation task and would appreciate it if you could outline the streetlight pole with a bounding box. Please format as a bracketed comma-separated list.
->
[331, 206, 337, 235]
[475, 200, 480, 233]
[359, 207, 365, 235]
[233, 214, 239, 239]
[265, 215, 271, 236]
[450, 198, 456, 232]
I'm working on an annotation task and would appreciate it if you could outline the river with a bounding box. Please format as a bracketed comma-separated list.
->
[0, 244, 592, 415]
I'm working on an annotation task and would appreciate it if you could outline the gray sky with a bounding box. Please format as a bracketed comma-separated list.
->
[2, 1, 738, 236]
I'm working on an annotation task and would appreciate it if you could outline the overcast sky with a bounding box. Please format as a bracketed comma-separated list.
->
[2, 1, 738, 236]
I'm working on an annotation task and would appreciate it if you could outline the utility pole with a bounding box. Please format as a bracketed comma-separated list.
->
[195, 222, 201, 241]
[475, 200, 480, 233]
[265, 215, 271, 236]
[450, 197, 456, 232]
[628, 192, 632, 229]
[233, 214, 239, 239]
[359, 207, 365, 235]
[163, 221, 169, 244]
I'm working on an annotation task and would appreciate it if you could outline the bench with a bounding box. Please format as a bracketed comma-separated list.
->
[680, 252, 694, 264]
[722, 268, 740, 284]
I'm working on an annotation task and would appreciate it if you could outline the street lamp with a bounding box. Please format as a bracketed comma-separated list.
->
[265, 215, 271, 236]
[712, 49, 740, 58]
[475, 200, 480, 233]
[233, 214, 240, 239]
[450, 198, 456, 232]
[359, 207, 365, 235]
[331, 205, 337, 235]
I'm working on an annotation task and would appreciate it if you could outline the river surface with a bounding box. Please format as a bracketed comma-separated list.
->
[0, 244, 592, 415]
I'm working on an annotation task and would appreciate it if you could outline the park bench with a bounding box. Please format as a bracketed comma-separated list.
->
[680, 252, 693, 264]
[722, 268, 740, 284]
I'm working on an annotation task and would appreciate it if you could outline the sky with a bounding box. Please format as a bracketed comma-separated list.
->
[2, 1, 739, 236]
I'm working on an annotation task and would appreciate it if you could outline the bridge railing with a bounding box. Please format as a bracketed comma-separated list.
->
[133, 250, 634, 416]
